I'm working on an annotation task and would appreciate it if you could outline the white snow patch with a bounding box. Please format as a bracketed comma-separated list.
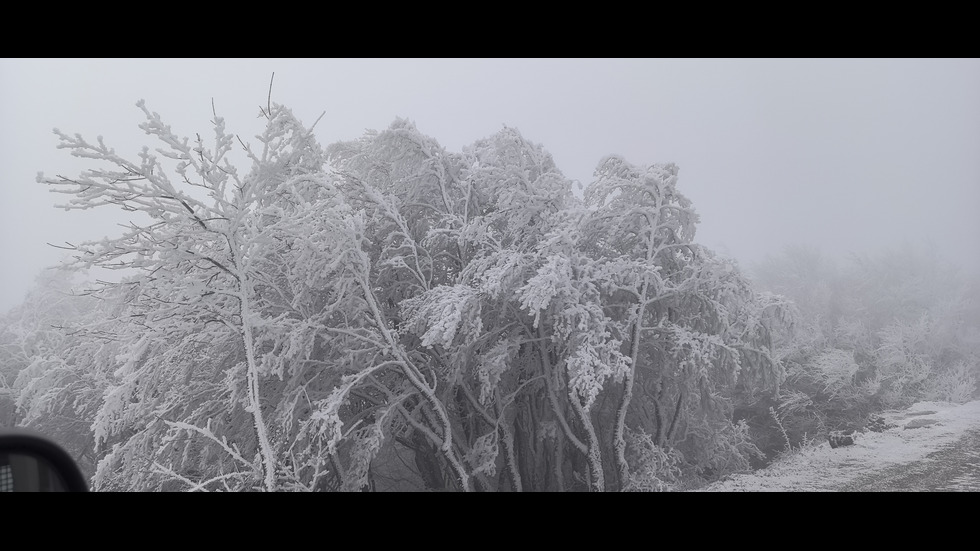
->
[698, 400, 980, 491]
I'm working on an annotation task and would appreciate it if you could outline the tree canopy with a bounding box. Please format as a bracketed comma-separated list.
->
[6, 94, 793, 491]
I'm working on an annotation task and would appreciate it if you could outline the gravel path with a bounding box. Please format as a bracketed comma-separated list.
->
[697, 401, 980, 492]
[834, 427, 980, 491]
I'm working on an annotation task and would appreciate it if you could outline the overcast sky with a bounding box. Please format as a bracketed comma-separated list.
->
[2, 58, 978, 312]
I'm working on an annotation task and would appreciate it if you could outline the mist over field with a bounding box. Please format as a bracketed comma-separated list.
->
[1, 59, 978, 491]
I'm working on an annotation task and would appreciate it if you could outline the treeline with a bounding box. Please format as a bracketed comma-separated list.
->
[743, 244, 980, 459]
[1, 98, 976, 490]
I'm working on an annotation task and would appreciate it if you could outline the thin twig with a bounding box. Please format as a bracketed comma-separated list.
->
[266, 72, 275, 119]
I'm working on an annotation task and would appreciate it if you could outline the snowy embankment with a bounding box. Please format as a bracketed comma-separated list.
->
[698, 400, 980, 491]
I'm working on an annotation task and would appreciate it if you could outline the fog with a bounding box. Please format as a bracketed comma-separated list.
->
[2, 58, 979, 312]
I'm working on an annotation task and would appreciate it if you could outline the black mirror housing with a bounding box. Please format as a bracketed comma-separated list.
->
[0, 428, 89, 492]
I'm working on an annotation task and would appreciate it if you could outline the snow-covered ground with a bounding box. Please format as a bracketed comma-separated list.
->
[698, 400, 980, 491]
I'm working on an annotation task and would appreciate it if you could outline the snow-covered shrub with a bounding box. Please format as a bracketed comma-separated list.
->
[811, 349, 860, 401]
[874, 316, 936, 407]
[623, 428, 684, 492]
[923, 360, 978, 403]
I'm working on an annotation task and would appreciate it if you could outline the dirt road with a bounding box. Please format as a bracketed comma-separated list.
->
[835, 427, 980, 491]
[698, 401, 980, 492]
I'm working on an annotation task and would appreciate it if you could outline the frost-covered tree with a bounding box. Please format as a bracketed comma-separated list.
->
[38, 99, 352, 490]
[33, 92, 788, 491]
[327, 133, 785, 490]
[0, 269, 115, 480]
[572, 157, 786, 485]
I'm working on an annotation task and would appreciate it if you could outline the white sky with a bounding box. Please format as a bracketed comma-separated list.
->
[2, 58, 979, 312]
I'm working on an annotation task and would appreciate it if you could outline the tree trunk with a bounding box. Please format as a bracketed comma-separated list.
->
[236, 270, 278, 492]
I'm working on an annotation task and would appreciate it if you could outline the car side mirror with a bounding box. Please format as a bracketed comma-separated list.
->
[0, 428, 89, 492]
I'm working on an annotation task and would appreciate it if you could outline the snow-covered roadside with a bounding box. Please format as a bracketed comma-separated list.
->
[697, 400, 980, 491]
